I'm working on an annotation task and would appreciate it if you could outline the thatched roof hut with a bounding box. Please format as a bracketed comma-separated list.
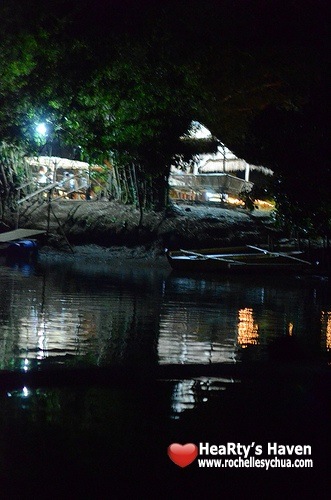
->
[198, 158, 273, 177]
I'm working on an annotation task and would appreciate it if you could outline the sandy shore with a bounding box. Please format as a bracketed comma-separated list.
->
[7, 199, 276, 256]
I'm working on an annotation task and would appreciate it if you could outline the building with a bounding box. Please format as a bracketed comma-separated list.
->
[169, 122, 273, 203]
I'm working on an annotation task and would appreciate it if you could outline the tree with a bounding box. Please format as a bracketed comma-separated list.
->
[244, 91, 330, 238]
[191, 0, 329, 236]
[1, 2, 207, 211]
[65, 42, 205, 208]
[0, 0, 329, 229]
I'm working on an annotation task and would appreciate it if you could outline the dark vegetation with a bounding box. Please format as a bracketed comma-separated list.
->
[0, 0, 329, 239]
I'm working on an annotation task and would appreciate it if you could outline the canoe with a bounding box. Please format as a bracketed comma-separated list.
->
[165, 245, 312, 274]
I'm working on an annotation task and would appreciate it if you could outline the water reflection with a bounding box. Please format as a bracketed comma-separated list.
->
[321, 310, 331, 352]
[158, 274, 330, 365]
[0, 260, 330, 373]
[1, 376, 329, 495]
[0, 261, 330, 493]
[237, 308, 259, 347]
[170, 377, 236, 417]
[0, 260, 167, 370]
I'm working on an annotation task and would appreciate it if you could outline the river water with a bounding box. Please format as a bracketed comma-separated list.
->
[0, 254, 330, 494]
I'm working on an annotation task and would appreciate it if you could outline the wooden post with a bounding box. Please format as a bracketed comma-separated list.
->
[46, 188, 52, 236]
[49, 204, 75, 254]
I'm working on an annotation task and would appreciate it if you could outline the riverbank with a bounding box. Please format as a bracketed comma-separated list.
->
[7, 199, 277, 257]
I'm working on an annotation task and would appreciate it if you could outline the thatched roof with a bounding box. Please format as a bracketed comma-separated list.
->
[179, 121, 274, 177]
[25, 156, 90, 171]
[199, 158, 273, 175]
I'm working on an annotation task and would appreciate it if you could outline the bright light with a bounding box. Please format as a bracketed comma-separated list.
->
[36, 123, 47, 136]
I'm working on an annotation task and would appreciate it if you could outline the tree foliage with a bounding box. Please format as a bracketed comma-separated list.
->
[1, 1, 209, 209]
[0, 0, 329, 224]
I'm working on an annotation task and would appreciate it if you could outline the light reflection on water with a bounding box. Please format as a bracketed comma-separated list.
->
[321, 310, 331, 352]
[158, 274, 330, 366]
[0, 257, 330, 414]
[0, 262, 330, 495]
[1, 260, 330, 367]
[170, 377, 235, 418]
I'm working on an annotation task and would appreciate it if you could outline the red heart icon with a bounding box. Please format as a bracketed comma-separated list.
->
[167, 443, 198, 468]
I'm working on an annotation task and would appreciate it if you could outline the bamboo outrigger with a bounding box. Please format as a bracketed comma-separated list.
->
[166, 245, 312, 274]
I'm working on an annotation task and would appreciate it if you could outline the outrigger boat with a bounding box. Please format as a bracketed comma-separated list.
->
[165, 245, 312, 274]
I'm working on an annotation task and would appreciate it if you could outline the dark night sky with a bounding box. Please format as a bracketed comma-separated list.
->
[72, 0, 328, 42]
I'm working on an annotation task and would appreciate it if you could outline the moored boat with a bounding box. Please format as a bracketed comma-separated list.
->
[165, 245, 312, 274]
[0, 229, 45, 264]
